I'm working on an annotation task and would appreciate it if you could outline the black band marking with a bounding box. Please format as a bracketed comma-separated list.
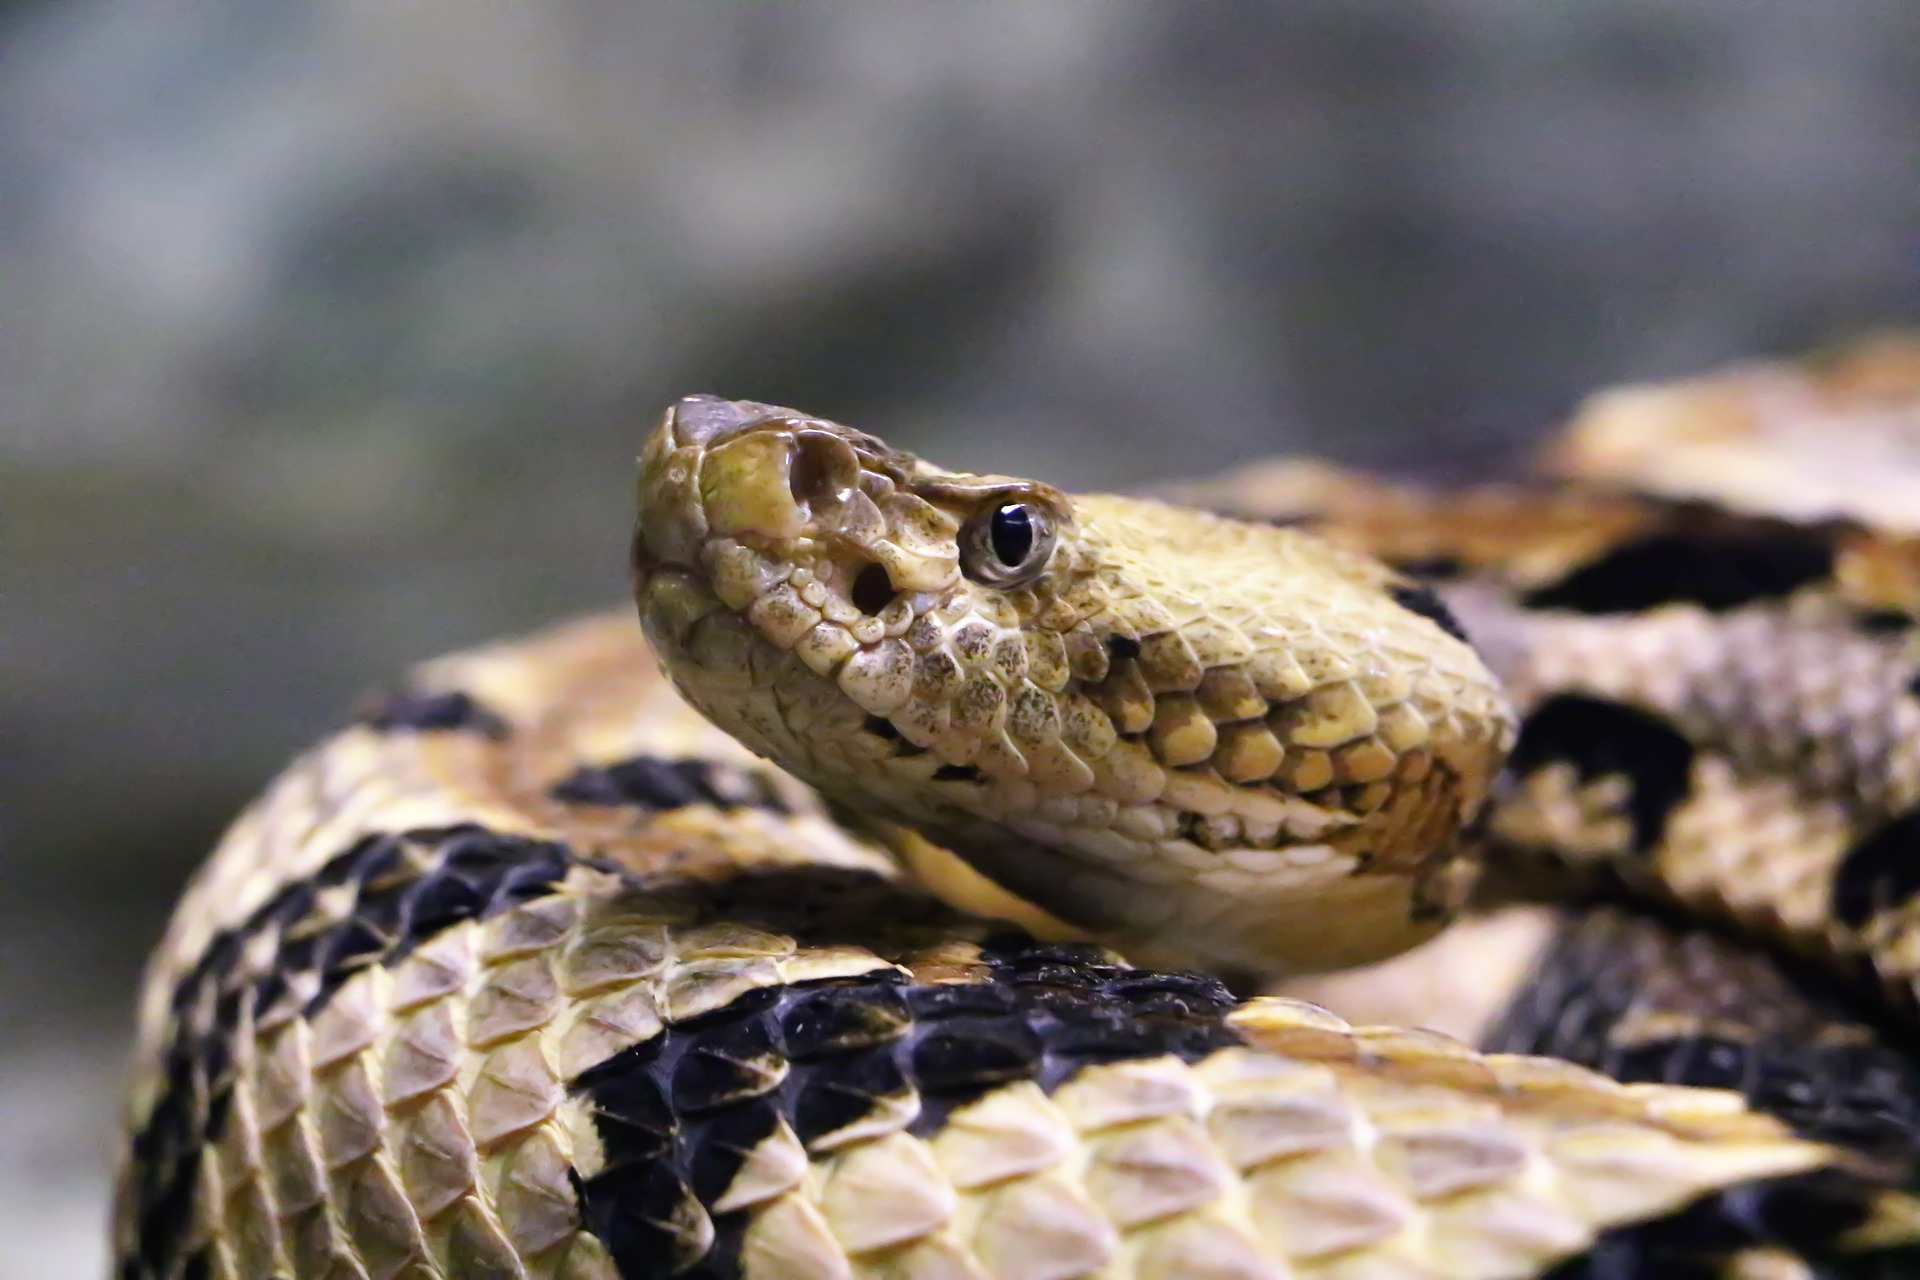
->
[573, 936, 1240, 1280]
[1521, 519, 1839, 615]
[1484, 909, 1920, 1172]
[1489, 909, 1919, 1276]
[552, 756, 791, 814]
[124, 825, 583, 1279]
[1542, 1169, 1913, 1280]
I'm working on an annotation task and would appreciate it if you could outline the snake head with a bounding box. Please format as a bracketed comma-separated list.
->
[634, 395, 1085, 695]
[634, 396, 1515, 977]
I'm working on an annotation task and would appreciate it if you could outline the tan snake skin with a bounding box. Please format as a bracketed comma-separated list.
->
[116, 337, 1920, 1279]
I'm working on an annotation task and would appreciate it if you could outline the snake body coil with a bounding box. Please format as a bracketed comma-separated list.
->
[116, 339, 1920, 1279]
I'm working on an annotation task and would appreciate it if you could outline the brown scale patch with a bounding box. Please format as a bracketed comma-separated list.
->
[1183, 453, 1920, 636]
[1835, 533, 1920, 621]
[1160, 460, 1651, 582]
[1547, 331, 1920, 535]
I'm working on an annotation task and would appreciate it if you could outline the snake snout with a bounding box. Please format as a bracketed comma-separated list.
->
[666, 394, 776, 447]
[636, 401, 953, 669]
[699, 428, 872, 547]
[637, 396, 812, 576]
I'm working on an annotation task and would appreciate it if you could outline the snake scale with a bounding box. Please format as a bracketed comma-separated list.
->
[115, 335, 1920, 1280]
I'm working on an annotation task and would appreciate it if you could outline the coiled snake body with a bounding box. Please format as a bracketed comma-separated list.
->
[117, 338, 1920, 1279]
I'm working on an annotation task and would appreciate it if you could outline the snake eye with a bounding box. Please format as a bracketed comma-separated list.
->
[961, 500, 1056, 587]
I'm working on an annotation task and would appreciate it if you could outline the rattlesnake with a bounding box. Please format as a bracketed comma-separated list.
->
[115, 336, 1920, 1279]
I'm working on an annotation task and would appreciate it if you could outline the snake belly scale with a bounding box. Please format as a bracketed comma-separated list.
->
[115, 339, 1920, 1280]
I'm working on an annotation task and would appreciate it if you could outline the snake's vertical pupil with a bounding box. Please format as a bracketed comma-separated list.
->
[991, 503, 1035, 567]
[960, 499, 1052, 587]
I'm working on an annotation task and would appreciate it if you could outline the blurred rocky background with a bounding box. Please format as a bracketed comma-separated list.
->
[3, 2, 1916, 1274]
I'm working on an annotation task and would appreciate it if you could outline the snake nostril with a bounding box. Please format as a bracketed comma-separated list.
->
[851, 562, 897, 616]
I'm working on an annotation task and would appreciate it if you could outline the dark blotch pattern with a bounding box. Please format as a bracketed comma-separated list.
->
[123, 825, 583, 1280]
[1387, 581, 1470, 643]
[1606, 1033, 1920, 1163]
[358, 688, 511, 738]
[1830, 805, 1920, 933]
[573, 937, 1240, 1280]
[552, 755, 790, 814]
[1506, 695, 1697, 853]
[1857, 608, 1916, 637]
[1484, 909, 1920, 1170]
[1521, 519, 1838, 615]
[1543, 1169, 1916, 1280]
[1105, 633, 1141, 661]
[1496, 910, 1920, 1275]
